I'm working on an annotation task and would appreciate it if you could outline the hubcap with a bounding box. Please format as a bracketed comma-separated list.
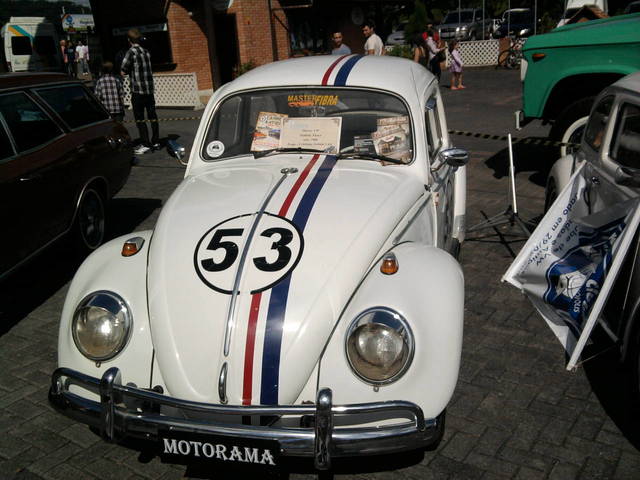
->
[79, 191, 104, 249]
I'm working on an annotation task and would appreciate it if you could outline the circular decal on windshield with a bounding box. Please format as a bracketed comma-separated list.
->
[206, 140, 225, 158]
[194, 213, 304, 294]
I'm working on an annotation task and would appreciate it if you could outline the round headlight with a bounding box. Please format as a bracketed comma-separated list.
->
[72, 291, 132, 361]
[345, 308, 414, 385]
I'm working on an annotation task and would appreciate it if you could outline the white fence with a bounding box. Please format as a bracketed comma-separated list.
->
[123, 72, 203, 109]
[445, 39, 500, 67]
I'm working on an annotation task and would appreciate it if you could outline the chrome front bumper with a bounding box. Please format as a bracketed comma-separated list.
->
[49, 367, 442, 470]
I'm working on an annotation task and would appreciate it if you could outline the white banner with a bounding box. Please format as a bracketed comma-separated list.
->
[503, 164, 640, 370]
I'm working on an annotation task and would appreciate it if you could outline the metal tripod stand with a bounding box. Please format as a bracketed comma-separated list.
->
[466, 134, 532, 237]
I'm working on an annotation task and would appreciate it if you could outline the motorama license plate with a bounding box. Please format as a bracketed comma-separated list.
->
[158, 431, 280, 467]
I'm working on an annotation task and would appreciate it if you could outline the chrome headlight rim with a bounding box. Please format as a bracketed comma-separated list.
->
[72, 290, 133, 362]
[345, 307, 415, 386]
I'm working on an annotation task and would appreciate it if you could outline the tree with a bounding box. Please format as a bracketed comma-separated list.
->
[405, 0, 428, 45]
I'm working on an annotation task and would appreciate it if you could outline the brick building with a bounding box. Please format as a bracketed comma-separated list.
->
[89, 0, 291, 96]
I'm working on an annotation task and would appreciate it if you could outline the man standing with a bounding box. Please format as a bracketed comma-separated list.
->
[362, 20, 384, 55]
[120, 28, 159, 155]
[75, 40, 89, 75]
[331, 31, 351, 55]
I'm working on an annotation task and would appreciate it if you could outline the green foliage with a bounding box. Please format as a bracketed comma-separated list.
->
[386, 44, 413, 59]
[233, 60, 256, 78]
[405, 0, 428, 45]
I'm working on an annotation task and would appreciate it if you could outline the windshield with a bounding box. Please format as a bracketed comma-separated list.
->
[202, 88, 413, 163]
[443, 11, 474, 23]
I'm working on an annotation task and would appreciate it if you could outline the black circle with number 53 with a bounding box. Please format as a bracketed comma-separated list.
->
[194, 213, 304, 294]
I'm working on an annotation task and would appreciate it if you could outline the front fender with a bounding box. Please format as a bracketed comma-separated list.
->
[57, 231, 155, 399]
[317, 243, 464, 418]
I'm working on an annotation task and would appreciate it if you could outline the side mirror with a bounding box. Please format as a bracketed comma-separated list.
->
[440, 147, 469, 167]
[167, 139, 187, 166]
[615, 166, 640, 188]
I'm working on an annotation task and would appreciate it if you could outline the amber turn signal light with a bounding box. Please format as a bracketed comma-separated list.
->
[532, 53, 546, 62]
[380, 252, 399, 275]
[121, 237, 145, 257]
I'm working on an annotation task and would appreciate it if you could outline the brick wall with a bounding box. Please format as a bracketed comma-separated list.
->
[228, 0, 290, 67]
[167, 1, 213, 91]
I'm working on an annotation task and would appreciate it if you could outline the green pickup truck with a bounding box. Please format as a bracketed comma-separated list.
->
[517, 13, 640, 155]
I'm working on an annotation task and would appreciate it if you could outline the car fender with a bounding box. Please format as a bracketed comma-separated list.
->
[57, 230, 155, 399]
[317, 242, 464, 419]
[548, 153, 579, 194]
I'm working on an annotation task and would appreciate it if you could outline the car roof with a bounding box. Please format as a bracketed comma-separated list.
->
[223, 55, 432, 99]
[0, 72, 79, 90]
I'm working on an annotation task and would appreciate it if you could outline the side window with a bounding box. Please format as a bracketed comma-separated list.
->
[11, 37, 31, 55]
[0, 123, 15, 161]
[202, 96, 242, 159]
[425, 96, 443, 156]
[0, 92, 62, 153]
[36, 85, 109, 129]
[584, 95, 614, 151]
[610, 103, 640, 169]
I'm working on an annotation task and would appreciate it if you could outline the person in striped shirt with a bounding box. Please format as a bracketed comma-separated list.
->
[120, 28, 159, 155]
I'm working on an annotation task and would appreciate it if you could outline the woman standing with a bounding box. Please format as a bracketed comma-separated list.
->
[413, 35, 429, 69]
[66, 41, 76, 78]
[426, 29, 444, 82]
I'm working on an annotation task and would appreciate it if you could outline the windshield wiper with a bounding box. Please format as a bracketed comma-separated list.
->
[336, 151, 406, 165]
[252, 147, 328, 159]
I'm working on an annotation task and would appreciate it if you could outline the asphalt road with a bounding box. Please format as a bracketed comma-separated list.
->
[1, 67, 639, 480]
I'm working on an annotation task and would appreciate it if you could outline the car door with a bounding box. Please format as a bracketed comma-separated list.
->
[424, 90, 456, 251]
[0, 89, 67, 275]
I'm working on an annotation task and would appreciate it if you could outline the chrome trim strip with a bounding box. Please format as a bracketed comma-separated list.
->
[223, 171, 290, 356]
[314, 388, 333, 470]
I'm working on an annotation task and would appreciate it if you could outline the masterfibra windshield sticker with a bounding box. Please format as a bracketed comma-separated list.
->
[503, 164, 640, 369]
[287, 94, 339, 107]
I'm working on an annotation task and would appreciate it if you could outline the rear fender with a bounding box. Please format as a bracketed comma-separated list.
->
[317, 242, 464, 419]
[57, 230, 156, 400]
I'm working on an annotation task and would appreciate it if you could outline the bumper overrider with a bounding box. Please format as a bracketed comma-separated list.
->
[49, 367, 442, 470]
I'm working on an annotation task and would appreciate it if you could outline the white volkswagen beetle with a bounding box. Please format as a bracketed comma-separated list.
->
[49, 55, 467, 470]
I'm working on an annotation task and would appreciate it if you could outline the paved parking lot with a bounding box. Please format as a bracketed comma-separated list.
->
[1, 67, 639, 479]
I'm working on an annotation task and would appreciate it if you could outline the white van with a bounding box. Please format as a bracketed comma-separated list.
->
[1, 17, 60, 72]
[557, 0, 608, 27]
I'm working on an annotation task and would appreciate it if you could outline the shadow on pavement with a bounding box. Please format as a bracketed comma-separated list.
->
[582, 339, 640, 450]
[0, 197, 161, 335]
[484, 137, 557, 187]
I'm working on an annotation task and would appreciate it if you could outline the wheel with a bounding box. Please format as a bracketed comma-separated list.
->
[550, 97, 595, 157]
[497, 49, 513, 68]
[504, 50, 519, 69]
[544, 177, 557, 213]
[74, 187, 106, 252]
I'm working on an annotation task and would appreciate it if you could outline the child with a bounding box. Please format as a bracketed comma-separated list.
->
[94, 61, 125, 123]
[448, 41, 464, 90]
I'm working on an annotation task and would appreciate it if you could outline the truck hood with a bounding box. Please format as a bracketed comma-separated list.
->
[147, 155, 424, 405]
[525, 14, 640, 50]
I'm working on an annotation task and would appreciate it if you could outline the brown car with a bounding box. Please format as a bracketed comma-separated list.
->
[0, 73, 132, 278]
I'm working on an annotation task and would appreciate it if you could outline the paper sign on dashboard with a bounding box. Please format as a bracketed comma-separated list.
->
[279, 117, 342, 153]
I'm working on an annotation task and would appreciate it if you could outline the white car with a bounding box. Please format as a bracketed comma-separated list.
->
[386, 22, 408, 45]
[49, 55, 467, 471]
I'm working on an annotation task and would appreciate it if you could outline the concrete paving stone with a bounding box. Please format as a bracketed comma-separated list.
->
[6, 400, 47, 423]
[157, 469, 188, 480]
[0, 446, 47, 478]
[440, 432, 480, 462]
[59, 424, 101, 448]
[0, 372, 31, 393]
[538, 417, 574, 446]
[427, 454, 485, 480]
[569, 414, 605, 442]
[0, 431, 32, 460]
[25, 387, 53, 407]
[548, 461, 579, 480]
[0, 385, 39, 410]
[514, 466, 547, 480]
[83, 458, 135, 480]
[474, 428, 511, 457]
[565, 435, 622, 463]
[528, 399, 581, 423]
[27, 442, 83, 476]
[18, 428, 71, 455]
[465, 452, 519, 477]
[67, 442, 121, 469]
[479, 472, 511, 480]
[506, 422, 543, 452]
[42, 463, 95, 480]
[3, 469, 46, 479]
[21, 409, 75, 434]
[127, 455, 184, 480]
[578, 455, 617, 479]
[446, 414, 486, 437]
[534, 384, 568, 406]
[498, 447, 550, 472]
[613, 450, 640, 479]
[532, 441, 588, 466]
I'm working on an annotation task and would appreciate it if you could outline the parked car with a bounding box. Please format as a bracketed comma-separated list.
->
[492, 8, 535, 38]
[0, 73, 133, 279]
[625, 0, 640, 13]
[49, 55, 468, 470]
[516, 13, 640, 156]
[439, 8, 494, 41]
[386, 21, 408, 45]
[543, 72, 640, 401]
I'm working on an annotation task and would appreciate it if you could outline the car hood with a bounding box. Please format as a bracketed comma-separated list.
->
[147, 155, 424, 405]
